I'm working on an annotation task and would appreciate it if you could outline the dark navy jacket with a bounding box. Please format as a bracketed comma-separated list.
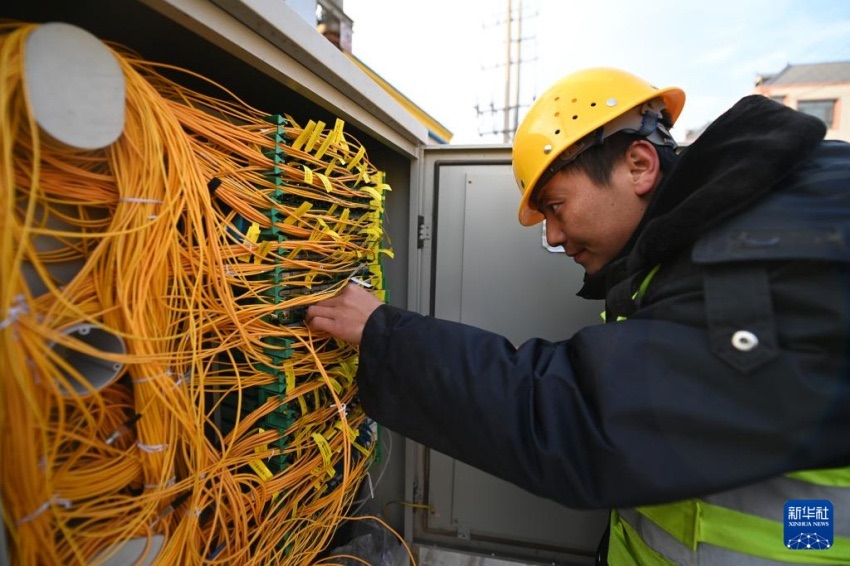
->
[354, 96, 850, 509]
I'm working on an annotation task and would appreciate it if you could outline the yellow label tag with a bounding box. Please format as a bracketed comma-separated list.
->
[312, 433, 336, 478]
[248, 458, 273, 482]
[245, 222, 261, 244]
[285, 362, 295, 394]
[284, 200, 312, 225]
[249, 429, 280, 501]
[291, 120, 315, 151]
[304, 120, 325, 153]
[316, 172, 333, 193]
[253, 241, 273, 264]
[346, 146, 366, 171]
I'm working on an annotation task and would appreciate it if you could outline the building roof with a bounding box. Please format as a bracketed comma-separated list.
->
[758, 61, 850, 86]
[346, 53, 453, 144]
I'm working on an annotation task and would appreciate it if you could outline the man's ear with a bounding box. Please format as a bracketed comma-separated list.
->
[625, 140, 661, 197]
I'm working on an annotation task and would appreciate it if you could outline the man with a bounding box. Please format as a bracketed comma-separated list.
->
[306, 68, 850, 564]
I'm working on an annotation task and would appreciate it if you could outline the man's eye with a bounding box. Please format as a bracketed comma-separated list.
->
[546, 203, 560, 214]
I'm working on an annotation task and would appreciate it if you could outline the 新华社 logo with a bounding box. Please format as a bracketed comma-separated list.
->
[784, 500, 833, 550]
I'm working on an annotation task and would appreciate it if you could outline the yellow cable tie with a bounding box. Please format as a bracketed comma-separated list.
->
[315, 172, 333, 193]
[334, 207, 350, 231]
[240, 222, 261, 262]
[314, 134, 334, 160]
[331, 118, 345, 142]
[245, 222, 261, 244]
[313, 218, 341, 242]
[334, 421, 358, 443]
[253, 241, 274, 264]
[291, 120, 316, 152]
[338, 361, 357, 379]
[359, 165, 371, 184]
[360, 186, 382, 201]
[283, 200, 312, 225]
[311, 433, 336, 478]
[285, 364, 295, 394]
[360, 227, 382, 239]
[304, 120, 326, 153]
[346, 146, 366, 171]
[328, 377, 342, 394]
[379, 248, 395, 258]
[248, 456, 274, 482]
[301, 165, 314, 186]
[315, 118, 342, 159]
[324, 156, 340, 176]
[352, 441, 371, 458]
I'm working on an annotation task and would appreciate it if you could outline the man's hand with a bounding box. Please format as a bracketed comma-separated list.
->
[305, 283, 383, 345]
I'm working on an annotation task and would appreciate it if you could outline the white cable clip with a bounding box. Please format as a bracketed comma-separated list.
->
[120, 197, 163, 204]
[367, 471, 375, 500]
[347, 264, 373, 289]
[0, 295, 27, 330]
[144, 475, 176, 489]
[136, 441, 169, 453]
[132, 369, 174, 384]
[16, 495, 72, 525]
[349, 276, 372, 289]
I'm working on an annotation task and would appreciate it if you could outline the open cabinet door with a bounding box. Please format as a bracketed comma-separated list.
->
[406, 145, 609, 565]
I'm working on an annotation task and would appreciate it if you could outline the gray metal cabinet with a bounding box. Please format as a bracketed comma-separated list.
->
[403, 146, 609, 565]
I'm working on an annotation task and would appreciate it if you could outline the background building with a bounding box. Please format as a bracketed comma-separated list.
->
[754, 61, 850, 141]
[686, 61, 850, 143]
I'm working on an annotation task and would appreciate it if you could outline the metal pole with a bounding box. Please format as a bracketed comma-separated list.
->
[503, 0, 513, 142]
[512, 0, 523, 136]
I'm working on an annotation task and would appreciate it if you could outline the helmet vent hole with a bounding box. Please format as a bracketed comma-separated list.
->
[555, 129, 561, 135]
[554, 111, 560, 117]
[572, 115, 578, 120]
[590, 102, 597, 107]
[571, 98, 577, 103]
[554, 96, 560, 101]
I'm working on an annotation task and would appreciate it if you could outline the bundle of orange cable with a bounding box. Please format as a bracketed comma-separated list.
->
[0, 21, 404, 565]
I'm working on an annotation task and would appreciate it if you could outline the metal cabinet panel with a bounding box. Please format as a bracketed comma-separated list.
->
[406, 147, 608, 564]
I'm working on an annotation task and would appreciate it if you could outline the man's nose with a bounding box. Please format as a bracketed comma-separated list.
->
[544, 219, 566, 248]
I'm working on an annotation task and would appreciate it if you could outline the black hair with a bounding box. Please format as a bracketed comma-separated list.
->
[531, 132, 679, 209]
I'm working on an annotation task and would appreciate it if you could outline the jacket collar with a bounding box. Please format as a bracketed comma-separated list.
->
[578, 95, 826, 300]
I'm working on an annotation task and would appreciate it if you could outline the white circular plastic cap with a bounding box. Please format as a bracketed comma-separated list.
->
[731, 330, 759, 352]
[25, 22, 125, 149]
[93, 535, 164, 566]
[49, 323, 126, 396]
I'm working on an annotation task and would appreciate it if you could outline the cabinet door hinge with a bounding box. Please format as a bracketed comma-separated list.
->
[417, 215, 431, 249]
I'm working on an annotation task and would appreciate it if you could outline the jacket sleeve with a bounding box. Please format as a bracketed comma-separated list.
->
[354, 263, 850, 509]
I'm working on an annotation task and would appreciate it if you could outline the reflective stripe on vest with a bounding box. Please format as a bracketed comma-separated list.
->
[609, 467, 850, 564]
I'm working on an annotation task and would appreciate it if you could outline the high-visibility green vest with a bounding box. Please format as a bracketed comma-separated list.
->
[607, 467, 850, 564]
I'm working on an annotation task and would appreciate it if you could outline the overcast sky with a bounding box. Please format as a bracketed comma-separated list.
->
[344, 0, 850, 143]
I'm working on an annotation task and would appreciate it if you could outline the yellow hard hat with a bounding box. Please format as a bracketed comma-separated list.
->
[512, 67, 685, 226]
